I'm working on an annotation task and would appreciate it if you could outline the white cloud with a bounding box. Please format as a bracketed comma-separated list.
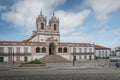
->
[96, 25, 120, 47]
[86, 0, 120, 21]
[56, 10, 91, 35]
[61, 31, 95, 43]
[1, 0, 91, 37]
[86, 24, 120, 48]
[1, 0, 66, 35]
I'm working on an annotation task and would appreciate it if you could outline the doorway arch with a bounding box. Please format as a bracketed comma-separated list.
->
[49, 43, 56, 55]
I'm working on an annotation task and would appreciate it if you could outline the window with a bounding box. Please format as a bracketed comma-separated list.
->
[16, 47, 20, 55]
[58, 47, 62, 53]
[0, 47, 4, 54]
[79, 48, 82, 52]
[79, 55, 81, 59]
[54, 24, 56, 30]
[102, 51, 104, 54]
[73, 48, 76, 52]
[89, 48, 92, 52]
[63, 47, 67, 53]
[89, 55, 91, 60]
[99, 50, 101, 54]
[24, 56, 27, 62]
[99, 51, 101, 57]
[36, 47, 40, 53]
[105, 50, 107, 54]
[42, 47, 46, 53]
[24, 47, 28, 54]
[41, 39, 43, 41]
[105, 51, 107, 57]
[102, 51, 104, 57]
[8, 47, 12, 54]
[0, 57, 3, 62]
[84, 48, 87, 53]
[41, 23, 44, 29]
[16, 47, 20, 53]
[84, 55, 86, 59]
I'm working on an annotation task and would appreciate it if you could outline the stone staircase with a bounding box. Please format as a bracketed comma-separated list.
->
[40, 55, 70, 63]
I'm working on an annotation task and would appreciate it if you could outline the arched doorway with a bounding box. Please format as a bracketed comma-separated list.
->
[49, 43, 56, 55]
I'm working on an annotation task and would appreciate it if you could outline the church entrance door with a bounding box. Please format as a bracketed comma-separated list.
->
[49, 43, 56, 55]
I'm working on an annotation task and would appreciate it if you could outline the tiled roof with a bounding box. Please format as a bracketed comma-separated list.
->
[0, 40, 47, 46]
[95, 45, 111, 49]
[22, 35, 36, 42]
[0, 41, 22, 43]
[0, 35, 37, 44]
[59, 42, 93, 46]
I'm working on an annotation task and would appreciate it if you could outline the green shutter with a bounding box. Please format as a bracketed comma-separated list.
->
[24, 56, 27, 62]
[0, 57, 3, 62]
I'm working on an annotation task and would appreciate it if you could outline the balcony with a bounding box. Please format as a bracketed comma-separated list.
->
[0, 53, 31, 56]
[71, 52, 94, 55]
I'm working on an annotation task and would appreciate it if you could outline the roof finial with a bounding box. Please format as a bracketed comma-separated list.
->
[40, 10, 42, 16]
[53, 11, 55, 16]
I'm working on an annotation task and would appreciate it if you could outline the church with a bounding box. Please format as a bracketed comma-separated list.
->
[0, 11, 108, 63]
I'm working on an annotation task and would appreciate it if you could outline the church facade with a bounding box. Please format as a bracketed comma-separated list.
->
[0, 12, 97, 63]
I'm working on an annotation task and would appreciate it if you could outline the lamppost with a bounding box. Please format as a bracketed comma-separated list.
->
[12, 48, 14, 64]
[73, 44, 76, 67]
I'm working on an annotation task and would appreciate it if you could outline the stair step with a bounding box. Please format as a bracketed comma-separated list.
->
[40, 55, 70, 63]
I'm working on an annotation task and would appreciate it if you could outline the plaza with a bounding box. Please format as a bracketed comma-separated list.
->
[0, 61, 120, 80]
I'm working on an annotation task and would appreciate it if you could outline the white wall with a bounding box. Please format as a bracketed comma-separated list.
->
[33, 55, 45, 60]
[4, 57, 8, 62]
[30, 35, 60, 42]
[0, 46, 31, 54]
[116, 51, 120, 56]
[60, 55, 70, 60]
[20, 56, 24, 62]
[95, 49, 111, 58]
[71, 47, 94, 53]
[81, 55, 85, 60]
[27, 56, 31, 61]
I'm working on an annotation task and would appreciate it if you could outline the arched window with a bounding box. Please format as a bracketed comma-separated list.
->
[42, 47, 46, 53]
[58, 47, 62, 53]
[36, 47, 40, 53]
[41, 23, 44, 29]
[54, 24, 56, 30]
[37, 24, 38, 30]
[63, 47, 67, 53]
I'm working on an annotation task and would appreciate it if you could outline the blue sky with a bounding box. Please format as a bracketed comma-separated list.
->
[0, 0, 120, 49]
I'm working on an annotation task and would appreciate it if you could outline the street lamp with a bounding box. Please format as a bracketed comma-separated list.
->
[12, 48, 14, 64]
[73, 44, 76, 67]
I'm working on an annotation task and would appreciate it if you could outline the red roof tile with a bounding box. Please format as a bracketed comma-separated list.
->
[22, 35, 36, 42]
[95, 45, 110, 49]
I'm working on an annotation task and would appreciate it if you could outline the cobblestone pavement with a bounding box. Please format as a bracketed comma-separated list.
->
[0, 63, 120, 80]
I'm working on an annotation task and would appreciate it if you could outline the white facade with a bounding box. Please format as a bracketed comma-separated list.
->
[0, 46, 31, 53]
[0, 12, 96, 63]
[70, 45, 95, 60]
[95, 50, 111, 58]
[30, 34, 60, 42]
[115, 46, 120, 56]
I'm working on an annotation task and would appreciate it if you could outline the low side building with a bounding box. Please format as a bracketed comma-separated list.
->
[115, 46, 120, 56]
[95, 45, 111, 59]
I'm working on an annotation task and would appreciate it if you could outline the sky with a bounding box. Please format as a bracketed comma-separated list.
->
[0, 0, 120, 49]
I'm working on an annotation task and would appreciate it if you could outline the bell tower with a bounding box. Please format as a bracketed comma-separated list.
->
[36, 11, 47, 31]
[31, 11, 60, 42]
[49, 12, 59, 32]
